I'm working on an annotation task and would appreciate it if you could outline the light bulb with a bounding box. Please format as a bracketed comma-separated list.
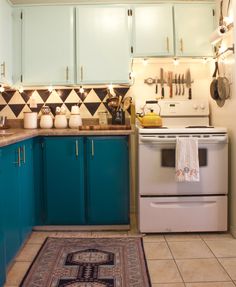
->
[108, 84, 114, 93]
[79, 86, 84, 93]
[19, 86, 24, 93]
[0, 86, 5, 93]
[142, 58, 148, 66]
[48, 86, 53, 92]
[202, 58, 208, 64]
[173, 58, 179, 65]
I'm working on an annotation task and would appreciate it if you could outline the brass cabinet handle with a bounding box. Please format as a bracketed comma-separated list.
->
[1, 62, 6, 77]
[166, 37, 170, 53]
[91, 140, 94, 157]
[66, 66, 69, 81]
[75, 140, 79, 159]
[180, 38, 184, 53]
[13, 147, 21, 167]
[21, 145, 26, 164]
[80, 66, 83, 82]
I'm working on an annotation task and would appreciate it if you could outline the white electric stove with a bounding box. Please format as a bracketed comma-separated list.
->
[137, 100, 228, 233]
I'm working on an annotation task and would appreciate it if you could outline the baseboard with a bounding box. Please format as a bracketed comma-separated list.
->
[33, 225, 130, 231]
[230, 225, 236, 238]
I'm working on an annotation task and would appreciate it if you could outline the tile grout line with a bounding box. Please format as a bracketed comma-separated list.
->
[202, 237, 236, 284]
[164, 235, 187, 287]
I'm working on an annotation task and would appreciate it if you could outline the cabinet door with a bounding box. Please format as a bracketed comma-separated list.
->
[43, 137, 85, 224]
[0, 0, 12, 84]
[132, 5, 174, 57]
[19, 139, 34, 242]
[22, 6, 75, 85]
[76, 6, 130, 84]
[86, 136, 129, 224]
[0, 144, 21, 266]
[174, 4, 214, 57]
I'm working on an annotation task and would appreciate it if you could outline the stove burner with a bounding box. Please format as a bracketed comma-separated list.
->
[185, 126, 214, 128]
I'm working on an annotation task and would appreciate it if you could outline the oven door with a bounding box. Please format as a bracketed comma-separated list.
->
[138, 135, 228, 196]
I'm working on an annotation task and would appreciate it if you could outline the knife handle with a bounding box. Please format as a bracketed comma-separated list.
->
[155, 83, 158, 94]
[161, 87, 164, 99]
[188, 88, 192, 100]
[170, 85, 173, 98]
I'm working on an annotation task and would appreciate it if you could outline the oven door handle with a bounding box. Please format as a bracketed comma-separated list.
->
[139, 136, 228, 144]
[150, 201, 217, 208]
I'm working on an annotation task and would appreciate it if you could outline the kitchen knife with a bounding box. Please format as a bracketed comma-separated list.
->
[160, 68, 164, 99]
[182, 74, 185, 95]
[186, 69, 192, 99]
[178, 74, 181, 95]
[168, 71, 173, 98]
[155, 77, 158, 94]
[175, 74, 178, 95]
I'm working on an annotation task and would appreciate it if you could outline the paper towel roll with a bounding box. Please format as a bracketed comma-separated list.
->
[210, 26, 228, 44]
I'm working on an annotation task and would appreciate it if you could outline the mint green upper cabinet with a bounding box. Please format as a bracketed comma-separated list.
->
[76, 6, 130, 84]
[132, 5, 174, 57]
[0, 0, 12, 85]
[22, 6, 75, 85]
[174, 4, 214, 57]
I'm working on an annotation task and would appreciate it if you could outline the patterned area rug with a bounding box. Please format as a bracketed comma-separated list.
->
[20, 237, 151, 287]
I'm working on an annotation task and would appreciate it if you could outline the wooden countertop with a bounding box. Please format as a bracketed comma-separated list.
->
[0, 126, 135, 148]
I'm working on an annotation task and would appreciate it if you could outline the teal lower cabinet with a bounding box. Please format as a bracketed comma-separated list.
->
[0, 231, 5, 286]
[86, 136, 129, 224]
[43, 137, 85, 224]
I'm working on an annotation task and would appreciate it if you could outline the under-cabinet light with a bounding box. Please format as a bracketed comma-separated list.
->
[18, 86, 24, 93]
[79, 86, 84, 93]
[48, 86, 53, 92]
[173, 58, 179, 66]
[0, 86, 5, 93]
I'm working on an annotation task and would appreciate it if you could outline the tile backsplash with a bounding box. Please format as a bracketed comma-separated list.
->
[0, 87, 131, 119]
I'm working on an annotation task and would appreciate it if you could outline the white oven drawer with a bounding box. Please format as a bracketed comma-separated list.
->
[139, 196, 227, 233]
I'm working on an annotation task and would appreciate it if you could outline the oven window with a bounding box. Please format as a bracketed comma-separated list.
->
[161, 149, 207, 167]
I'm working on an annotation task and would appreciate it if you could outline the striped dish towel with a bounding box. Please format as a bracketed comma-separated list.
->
[175, 137, 200, 182]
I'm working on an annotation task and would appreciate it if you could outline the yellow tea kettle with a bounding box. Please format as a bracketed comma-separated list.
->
[137, 109, 162, 128]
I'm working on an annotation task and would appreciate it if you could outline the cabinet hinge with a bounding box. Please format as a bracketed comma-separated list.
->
[212, 9, 215, 16]
[20, 75, 23, 82]
[128, 9, 133, 16]
[131, 46, 133, 54]
[20, 11, 23, 20]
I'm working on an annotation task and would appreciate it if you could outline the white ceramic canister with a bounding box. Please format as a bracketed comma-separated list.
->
[69, 114, 82, 128]
[24, 112, 38, 129]
[54, 114, 68, 129]
[40, 114, 53, 129]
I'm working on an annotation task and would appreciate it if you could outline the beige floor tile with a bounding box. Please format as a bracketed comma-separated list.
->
[168, 241, 214, 259]
[143, 234, 166, 242]
[15, 243, 41, 262]
[200, 233, 233, 241]
[205, 240, 236, 257]
[5, 261, 31, 286]
[219, 258, 236, 280]
[185, 283, 235, 287]
[165, 234, 201, 242]
[144, 242, 172, 259]
[26, 231, 56, 244]
[176, 258, 231, 282]
[147, 259, 183, 284]
[152, 284, 185, 287]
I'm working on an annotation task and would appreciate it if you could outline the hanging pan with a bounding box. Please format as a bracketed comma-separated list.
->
[210, 61, 220, 100]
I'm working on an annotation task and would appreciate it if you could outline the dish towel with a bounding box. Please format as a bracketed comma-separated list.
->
[175, 137, 200, 182]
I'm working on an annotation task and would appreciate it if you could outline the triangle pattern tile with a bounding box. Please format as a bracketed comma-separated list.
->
[0, 105, 16, 119]
[28, 103, 44, 113]
[0, 105, 6, 112]
[64, 102, 82, 113]
[46, 90, 64, 104]
[84, 102, 100, 116]
[8, 91, 26, 104]
[8, 104, 26, 117]
[48, 103, 63, 116]
[1, 90, 16, 103]
[103, 102, 113, 115]
[64, 90, 81, 103]
[56, 89, 73, 102]
[20, 90, 35, 103]
[79, 103, 92, 118]
[18, 104, 32, 119]
[27, 91, 44, 104]
[93, 103, 105, 118]
[93, 88, 108, 102]
[37, 90, 51, 103]
[83, 89, 101, 103]
[74, 88, 92, 102]
[0, 93, 7, 105]
[114, 88, 129, 98]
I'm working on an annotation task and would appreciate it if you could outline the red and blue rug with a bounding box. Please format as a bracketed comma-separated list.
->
[20, 237, 151, 287]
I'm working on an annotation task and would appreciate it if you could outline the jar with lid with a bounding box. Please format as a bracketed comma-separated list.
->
[98, 111, 108, 125]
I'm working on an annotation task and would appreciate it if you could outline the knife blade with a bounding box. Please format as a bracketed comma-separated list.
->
[186, 69, 192, 99]
[174, 74, 178, 95]
[181, 74, 185, 95]
[160, 68, 164, 99]
[178, 74, 181, 95]
[155, 77, 158, 94]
